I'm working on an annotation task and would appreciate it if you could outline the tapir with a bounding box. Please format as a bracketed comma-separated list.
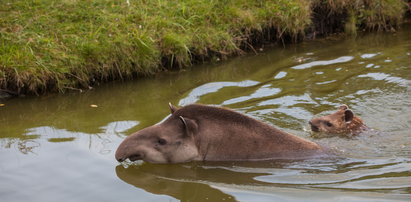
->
[115, 103, 324, 164]
[309, 105, 368, 135]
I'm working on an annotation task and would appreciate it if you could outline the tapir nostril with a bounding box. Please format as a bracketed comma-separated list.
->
[311, 125, 319, 132]
[308, 121, 318, 132]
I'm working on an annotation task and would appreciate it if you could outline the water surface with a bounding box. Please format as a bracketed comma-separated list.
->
[1, 24, 411, 201]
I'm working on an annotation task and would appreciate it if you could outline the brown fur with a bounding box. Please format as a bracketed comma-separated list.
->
[309, 105, 368, 135]
[116, 104, 324, 163]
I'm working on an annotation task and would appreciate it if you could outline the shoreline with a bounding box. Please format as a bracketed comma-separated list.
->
[0, 0, 409, 96]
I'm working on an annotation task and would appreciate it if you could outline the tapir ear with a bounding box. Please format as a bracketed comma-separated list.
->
[344, 109, 354, 123]
[169, 102, 178, 114]
[339, 104, 349, 111]
[179, 116, 198, 137]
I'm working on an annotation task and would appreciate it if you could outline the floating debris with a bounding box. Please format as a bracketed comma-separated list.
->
[0, 104, 5, 107]
[90, 104, 98, 108]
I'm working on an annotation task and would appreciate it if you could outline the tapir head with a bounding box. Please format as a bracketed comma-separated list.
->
[115, 103, 199, 164]
[309, 105, 359, 134]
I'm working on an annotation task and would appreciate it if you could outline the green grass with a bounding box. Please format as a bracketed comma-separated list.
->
[0, 0, 408, 94]
[313, 0, 407, 35]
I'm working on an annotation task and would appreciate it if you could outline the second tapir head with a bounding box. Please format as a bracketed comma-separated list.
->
[309, 105, 367, 135]
[115, 103, 200, 164]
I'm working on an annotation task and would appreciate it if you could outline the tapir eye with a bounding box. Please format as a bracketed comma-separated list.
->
[325, 121, 333, 127]
[158, 138, 167, 145]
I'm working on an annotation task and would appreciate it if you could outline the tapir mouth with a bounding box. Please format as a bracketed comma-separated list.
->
[128, 154, 143, 161]
[116, 153, 144, 162]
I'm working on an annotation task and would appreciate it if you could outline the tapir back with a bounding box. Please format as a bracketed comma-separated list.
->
[173, 104, 322, 161]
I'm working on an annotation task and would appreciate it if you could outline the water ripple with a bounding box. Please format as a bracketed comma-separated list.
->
[258, 93, 315, 107]
[361, 53, 379, 59]
[274, 71, 287, 79]
[222, 84, 281, 105]
[358, 73, 408, 86]
[315, 80, 337, 85]
[100, 121, 139, 134]
[179, 80, 260, 106]
[291, 56, 354, 70]
[253, 159, 411, 192]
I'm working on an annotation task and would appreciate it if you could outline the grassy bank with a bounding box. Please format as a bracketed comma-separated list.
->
[313, 0, 407, 35]
[0, 0, 408, 95]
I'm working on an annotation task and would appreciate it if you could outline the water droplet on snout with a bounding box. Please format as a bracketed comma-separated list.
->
[121, 162, 129, 169]
[120, 159, 144, 168]
[134, 160, 144, 165]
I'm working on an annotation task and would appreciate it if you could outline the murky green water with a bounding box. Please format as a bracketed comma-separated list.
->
[1, 24, 411, 201]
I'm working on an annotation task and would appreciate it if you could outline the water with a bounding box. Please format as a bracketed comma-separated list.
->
[1, 24, 411, 201]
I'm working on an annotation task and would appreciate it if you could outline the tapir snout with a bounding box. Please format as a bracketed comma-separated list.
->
[115, 144, 144, 162]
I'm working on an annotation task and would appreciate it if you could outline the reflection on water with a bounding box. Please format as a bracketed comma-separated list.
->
[291, 56, 354, 70]
[117, 157, 411, 201]
[1, 24, 411, 201]
[116, 164, 240, 202]
[179, 80, 260, 106]
[1, 121, 138, 155]
[222, 84, 281, 105]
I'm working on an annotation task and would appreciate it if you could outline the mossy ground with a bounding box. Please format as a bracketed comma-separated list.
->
[0, 0, 408, 95]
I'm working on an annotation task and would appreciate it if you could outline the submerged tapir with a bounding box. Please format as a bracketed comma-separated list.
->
[115, 103, 324, 164]
[309, 105, 368, 135]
